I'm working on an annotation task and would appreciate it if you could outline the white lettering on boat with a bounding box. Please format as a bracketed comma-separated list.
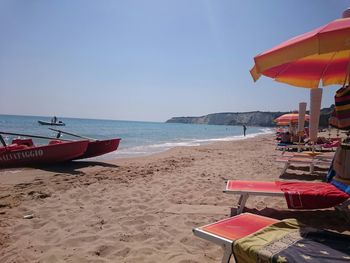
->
[0, 149, 44, 162]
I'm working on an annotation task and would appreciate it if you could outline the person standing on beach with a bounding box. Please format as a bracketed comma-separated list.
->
[243, 125, 247, 136]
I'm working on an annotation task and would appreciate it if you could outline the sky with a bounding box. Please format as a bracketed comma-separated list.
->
[0, 0, 349, 122]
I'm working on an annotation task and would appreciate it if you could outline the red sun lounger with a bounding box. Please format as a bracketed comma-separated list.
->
[193, 213, 350, 263]
[193, 213, 278, 263]
[224, 180, 350, 214]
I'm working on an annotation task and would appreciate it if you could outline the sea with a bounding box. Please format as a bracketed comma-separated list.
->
[0, 115, 273, 160]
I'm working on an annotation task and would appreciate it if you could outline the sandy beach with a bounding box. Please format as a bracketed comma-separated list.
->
[0, 134, 349, 263]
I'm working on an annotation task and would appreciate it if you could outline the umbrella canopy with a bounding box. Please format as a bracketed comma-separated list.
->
[274, 113, 310, 125]
[251, 10, 350, 142]
[250, 15, 350, 88]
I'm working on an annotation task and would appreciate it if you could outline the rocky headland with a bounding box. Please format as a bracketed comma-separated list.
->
[166, 106, 334, 127]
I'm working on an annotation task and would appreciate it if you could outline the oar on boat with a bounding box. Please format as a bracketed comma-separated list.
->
[0, 134, 7, 147]
[48, 128, 97, 141]
[0, 131, 72, 141]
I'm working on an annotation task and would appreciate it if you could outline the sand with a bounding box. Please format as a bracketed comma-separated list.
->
[0, 134, 349, 263]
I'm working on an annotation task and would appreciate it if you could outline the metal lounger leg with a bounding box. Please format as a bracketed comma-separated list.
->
[237, 193, 249, 215]
[221, 244, 233, 263]
[281, 162, 289, 175]
[298, 144, 302, 152]
[309, 163, 314, 174]
[335, 199, 350, 222]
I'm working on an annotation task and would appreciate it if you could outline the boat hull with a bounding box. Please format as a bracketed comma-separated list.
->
[75, 138, 121, 159]
[0, 140, 89, 167]
[38, 120, 65, 126]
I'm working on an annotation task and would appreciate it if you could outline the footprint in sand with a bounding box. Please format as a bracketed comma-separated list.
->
[113, 247, 131, 257]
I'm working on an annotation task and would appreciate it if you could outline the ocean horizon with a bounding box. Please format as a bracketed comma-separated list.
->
[0, 114, 273, 160]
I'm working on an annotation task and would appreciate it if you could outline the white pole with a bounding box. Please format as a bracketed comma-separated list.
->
[309, 88, 323, 143]
[298, 102, 307, 133]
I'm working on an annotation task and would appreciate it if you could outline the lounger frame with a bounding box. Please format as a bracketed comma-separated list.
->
[224, 188, 284, 214]
[193, 227, 234, 263]
[276, 143, 312, 153]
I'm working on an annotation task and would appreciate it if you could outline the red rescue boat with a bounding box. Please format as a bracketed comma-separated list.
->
[0, 137, 89, 168]
[49, 128, 121, 160]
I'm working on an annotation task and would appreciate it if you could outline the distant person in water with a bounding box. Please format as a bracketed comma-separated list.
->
[52, 116, 57, 124]
[243, 125, 247, 137]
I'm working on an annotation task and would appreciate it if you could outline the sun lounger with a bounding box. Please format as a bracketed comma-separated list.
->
[276, 142, 310, 153]
[224, 180, 350, 215]
[193, 213, 278, 263]
[281, 151, 334, 159]
[276, 155, 331, 174]
[276, 141, 317, 153]
[314, 138, 342, 151]
[193, 212, 350, 263]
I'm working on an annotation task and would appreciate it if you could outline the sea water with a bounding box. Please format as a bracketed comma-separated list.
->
[0, 115, 273, 160]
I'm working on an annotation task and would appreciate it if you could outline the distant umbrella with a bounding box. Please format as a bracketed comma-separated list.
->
[274, 113, 310, 125]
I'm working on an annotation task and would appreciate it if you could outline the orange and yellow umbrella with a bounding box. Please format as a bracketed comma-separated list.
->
[274, 113, 310, 125]
[250, 16, 350, 88]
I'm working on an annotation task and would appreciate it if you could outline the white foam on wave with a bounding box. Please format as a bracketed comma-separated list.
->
[191, 127, 273, 143]
[111, 127, 274, 159]
[0, 169, 23, 174]
[113, 141, 201, 158]
[148, 141, 201, 148]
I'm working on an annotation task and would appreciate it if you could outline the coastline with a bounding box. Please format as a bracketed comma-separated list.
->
[0, 133, 348, 262]
[104, 127, 274, 160]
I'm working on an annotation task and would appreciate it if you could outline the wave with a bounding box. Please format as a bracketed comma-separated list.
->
[111, 127, 274, 159]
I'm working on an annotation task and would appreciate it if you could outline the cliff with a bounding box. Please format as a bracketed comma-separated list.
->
[166, 106, 334, 127]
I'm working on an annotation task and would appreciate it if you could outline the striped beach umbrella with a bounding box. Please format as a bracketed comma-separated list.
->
[250, 14, 350, 89]
[274, 113, 310, 125]
[250, 9, 350, 141]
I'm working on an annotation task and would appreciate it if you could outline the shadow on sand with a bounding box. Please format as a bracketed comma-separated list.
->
[279, 165, 329, 181]
[279, 171, 327, 181]
[30, 161, 119, 175]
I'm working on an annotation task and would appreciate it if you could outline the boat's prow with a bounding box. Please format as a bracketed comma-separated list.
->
[75, 138, 121, 159]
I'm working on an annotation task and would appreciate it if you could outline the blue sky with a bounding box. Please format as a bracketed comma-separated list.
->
[0, 0, 349, 122]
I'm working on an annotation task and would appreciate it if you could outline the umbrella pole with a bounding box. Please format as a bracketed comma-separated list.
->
[298, 102, 307, 144]
[309, 88, 323, 152]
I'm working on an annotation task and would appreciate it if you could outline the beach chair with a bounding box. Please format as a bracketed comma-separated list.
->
[224, 180, 350, 215]
[276, 142, 305, 153]
[281, 151, 334, 160]
[193, 212, 350, 263]
[315, 138, 342, 151]
[276, 155, 332, 174]
[276, 140, 314, 153]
